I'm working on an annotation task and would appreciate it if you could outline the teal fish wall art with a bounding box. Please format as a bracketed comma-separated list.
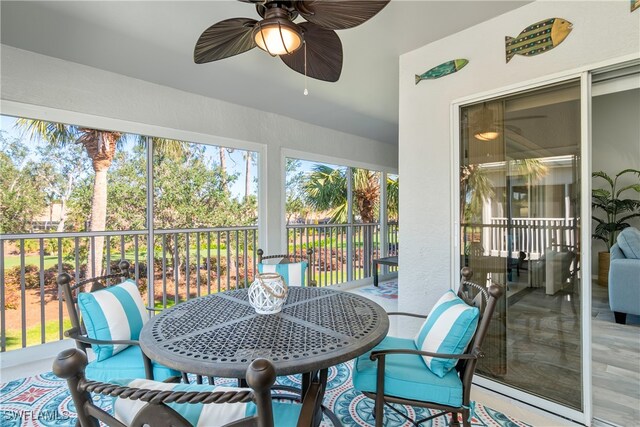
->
[415, 59, 468, 85]
[505, 17, 573, 63]
[632, 0, 640, 12]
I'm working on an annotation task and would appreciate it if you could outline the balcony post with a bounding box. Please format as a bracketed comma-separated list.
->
[380, 172, 389, 276]
[146, 136, 154, 314]
[346, 167, 353, 282]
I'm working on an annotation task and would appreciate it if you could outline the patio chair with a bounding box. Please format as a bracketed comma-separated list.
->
[257, 248, 316, 287]
[57, 260, 179, 382]
[352, 267, 503, 427]
[53, 348, 319, 427]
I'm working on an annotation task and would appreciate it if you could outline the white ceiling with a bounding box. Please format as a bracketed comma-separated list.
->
[0, 1, 528, 145]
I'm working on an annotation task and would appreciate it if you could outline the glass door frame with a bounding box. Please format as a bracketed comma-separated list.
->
[450, 71, 592, 424]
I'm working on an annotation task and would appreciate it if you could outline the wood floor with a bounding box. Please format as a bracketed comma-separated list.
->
[475, 273, 639, 426]
[591, 282, 640, 426]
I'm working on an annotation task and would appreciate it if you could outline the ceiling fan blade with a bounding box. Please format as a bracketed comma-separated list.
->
[280, 22, 343, 82]
[295, 0, 390, 30]
[194, 18, 257, 64]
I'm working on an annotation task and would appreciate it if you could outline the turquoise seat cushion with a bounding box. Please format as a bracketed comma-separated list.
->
[85, 345, 179, 382]
[617, 227, 640, 259]
[258, 261, 308, 287]
[77, 279, 148, 361]
[353, 336, 463, 408]
[413, 290, 479, 377]
[112, 379, 302, 426]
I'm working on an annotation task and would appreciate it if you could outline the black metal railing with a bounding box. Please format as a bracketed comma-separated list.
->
[1, 221, 399, 352]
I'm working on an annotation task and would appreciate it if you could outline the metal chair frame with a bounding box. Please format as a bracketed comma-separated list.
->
[56, 260, 156, 380]
[53, 349, 319, 427]
[257, 248, 316, 287]
[362, 267, 504, 427]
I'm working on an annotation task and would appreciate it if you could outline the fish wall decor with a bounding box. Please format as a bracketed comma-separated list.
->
[505, 18, 573, 63]
[415, 59, 468, 85]
[632, 0, 640, 12]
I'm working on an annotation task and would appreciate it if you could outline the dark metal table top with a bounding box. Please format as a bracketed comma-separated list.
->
[140, 287, 389, 377]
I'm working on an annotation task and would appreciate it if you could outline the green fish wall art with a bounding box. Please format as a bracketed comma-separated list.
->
[505, 17, 573, 63]
[415, 59, 468, 85]
[632, 0, 640, 12]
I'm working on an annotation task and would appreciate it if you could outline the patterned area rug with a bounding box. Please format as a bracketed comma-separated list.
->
[356, 280, 398, 299]
[0, 360, 529, 426]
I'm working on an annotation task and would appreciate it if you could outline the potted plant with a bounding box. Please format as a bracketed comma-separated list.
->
[592, 169, 640, 286]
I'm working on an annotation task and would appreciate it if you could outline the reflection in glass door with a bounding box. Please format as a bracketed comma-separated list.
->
[459, 80, 582, 409]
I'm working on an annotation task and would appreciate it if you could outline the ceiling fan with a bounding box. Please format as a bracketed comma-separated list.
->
[194, 0, 390, 82]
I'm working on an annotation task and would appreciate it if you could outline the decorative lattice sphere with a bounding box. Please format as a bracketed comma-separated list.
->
[248, 273, 288, 314]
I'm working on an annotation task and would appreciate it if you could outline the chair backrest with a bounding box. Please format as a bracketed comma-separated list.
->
[52, 348, 281, 427]
[257, 248, 315, 287]
[56, 260, 132, 353]
[456, 267, 504, 400]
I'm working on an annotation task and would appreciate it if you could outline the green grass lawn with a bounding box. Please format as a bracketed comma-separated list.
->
[5, 318, 72, 351]
[3, 254, 59, 269]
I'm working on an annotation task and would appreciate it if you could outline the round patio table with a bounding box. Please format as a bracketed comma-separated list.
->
[140, 286, 389, 424]
[141, 286, 388, 376]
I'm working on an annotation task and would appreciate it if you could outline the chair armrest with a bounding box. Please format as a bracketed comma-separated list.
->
[65, 327, 140, 347]
[371, 347, 481, 361]
[146, 306, 163, 313]
[386, 312, 428, 319]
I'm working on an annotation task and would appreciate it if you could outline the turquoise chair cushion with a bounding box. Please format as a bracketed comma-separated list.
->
[414, 290, 479, 377]
[85, 345, 179, 382]
[78, 279, 148, 361]
[258, 261, 308, 287]
[111, 379, 302, 426]
[353, 336, 464, 408]
[617, 227, 640, 259]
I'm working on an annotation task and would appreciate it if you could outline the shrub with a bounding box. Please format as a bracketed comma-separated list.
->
[5, 265, 40, 289]
[45, 238, 75, 257]
[4, 283, 20, 310]
[21, 239, 41, 254]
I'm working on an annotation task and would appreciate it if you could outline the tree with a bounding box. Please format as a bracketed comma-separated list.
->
[17, 120, 124, 278]
[0, 133, 49, 233]
[36, 142, 88, 232]
[243, 151, 256, 200]
[387, 175, 399, 222]
[153, 141, 253, 286]
[303, 165, 380, 223]
[285, 159, 307, 224]
[460, 164, 494, 224]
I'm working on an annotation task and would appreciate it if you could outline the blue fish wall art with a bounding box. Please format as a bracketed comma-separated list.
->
[415, 59, 468, 85]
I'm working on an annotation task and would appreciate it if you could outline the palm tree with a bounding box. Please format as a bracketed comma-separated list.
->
[18, 120, 123, 278]
[303, 165, 351, 223]
[243, 151, 256, 200]
[18, 121, 189, 279]
[460, 164, 495, 223]
[387, 175, 399, 221]
[303, 165, 400, 224]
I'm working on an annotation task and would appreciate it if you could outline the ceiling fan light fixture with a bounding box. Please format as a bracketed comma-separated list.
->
[473, 104, 500, 141]
[474, 131, 500, 141]
[254, 18, 303, 56]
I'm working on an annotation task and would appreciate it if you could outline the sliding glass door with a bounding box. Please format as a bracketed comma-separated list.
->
[459, 80, 583, 410]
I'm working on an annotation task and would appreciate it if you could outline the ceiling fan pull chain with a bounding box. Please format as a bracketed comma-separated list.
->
[303, 40, 309, 96]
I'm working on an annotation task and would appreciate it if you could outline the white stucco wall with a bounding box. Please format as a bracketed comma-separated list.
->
[398, 1, 639, 319]
[0, 45, 398, 253]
